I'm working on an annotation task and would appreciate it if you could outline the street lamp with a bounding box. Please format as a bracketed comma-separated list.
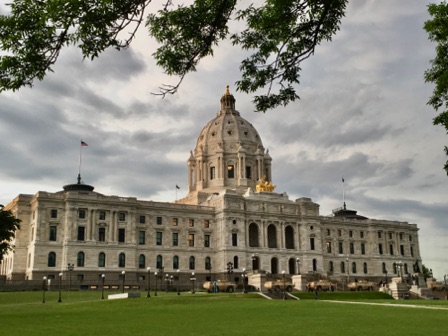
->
[177, 269, 181, 295]
[58, 272, 63, 303]
[67, 263, 74, 291]
[121, 271, 126, 293]
[146, 267, 151, 298]
[42, 276, 47, 303]
[242, 268, 247, 294]
[101, 274, 105, 300]
[346, 257, 350, 290]
[296, 258, 301, 275]
[190, 272, 196, 294]
[282, 270, 286, 300]
[251, 254, 257, 272]
[154, 271, 158, 296]
[227, 262, 234, 281]
[165, 274, 169, 293]
[170, 275, 174, 292]
[444, 274, 447, 300]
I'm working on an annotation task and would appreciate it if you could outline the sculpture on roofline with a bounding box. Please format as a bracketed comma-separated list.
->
[256, 176, 276, 192]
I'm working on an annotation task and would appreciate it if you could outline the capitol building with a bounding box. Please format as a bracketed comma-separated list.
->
[1, 88, 421, 290]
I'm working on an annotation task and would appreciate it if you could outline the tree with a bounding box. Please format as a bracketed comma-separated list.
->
[424, 2, 448, 174]
[0, 0, 347, 112]
[0, 205, 21, 262]
[421, 264, 433, 281]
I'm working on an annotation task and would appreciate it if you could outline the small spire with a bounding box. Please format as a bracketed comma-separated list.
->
[225, 85, 230, 95]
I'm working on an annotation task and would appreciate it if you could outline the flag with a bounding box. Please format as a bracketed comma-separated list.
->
[81, 140, 88, 147]
[176, 185, 180, 189]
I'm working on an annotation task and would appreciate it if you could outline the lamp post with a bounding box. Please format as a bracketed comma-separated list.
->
[154, 271, 158, 296]
[67, 263, 74, 291]
[121, 271, 126, 293]
[227, 262, 234, 281]
[251, 254, 257, 272]
[444, 274, 447, 300]
[165, 274, 169, 293]
[170, 276, 173, 292]
[208, 263, 212, 282]
[101, 274, 105, 300]
[177, 269, 181, 295]
[242, 268, 247, 294]
[42, 276, 47, 303]
[282, 270, 286, 300]
[346, 257, 350, 290]
[146, 267, 151, 298]
[58, 272, 63, 303]
[190, 272, 196, 294]
[296, 258, 301, 275]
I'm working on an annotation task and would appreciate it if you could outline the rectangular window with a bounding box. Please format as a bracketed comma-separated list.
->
[188, 234, 195, 247]
[210, 166, 216, 180]
[172, 218, 178, 226]
[378, 243, 383, 255]
[139, 231, 146, 245]
[410, 246, 414, 257]
[409, 235, 413, 241]
[204, 220, 210, 228]
[78, 209, 86, 219]
[49, 226, 57, 241]
[388, 232, 393, 240]
[172, 232, 178, 246]
[326, 229, 331, 236]
[361, 243, 366, 255]
[99, 211, 106, 220]
[349, 230, 353, 238]
[360, 231, 364, 239]
[326, 242, 331, 253]
[227, 165, 235, 178]
[139, 215, 146, 224]
[189, 219, 194, 227]
[77, 227, 85, 241]
[118, 228, 125, 243]
[204, 234, 210, 247]
[310, 237, 315, 251]
[245, 166, 252, 179]
[378, 231, 382, 239]
[350, 242, 354, 254]
[400, 245, 404, 256]
[156, 232, 163, 245]
[232, 233, 237, 246]
[389, 244, 394, 255]
[399, 233, 403, 240]
[156, 216, 162, 225]
[338, 241, 343, 254]
[50, 209, 58, 219]
[98, 227, 106, 242]
[338, 229, 342, 237]
[118, 212, 126, 221]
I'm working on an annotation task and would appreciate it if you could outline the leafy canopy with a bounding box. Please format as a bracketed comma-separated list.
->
[0, 206, 21, 261]
[0, 0, 347, 112]
[425, 2, 448, 174]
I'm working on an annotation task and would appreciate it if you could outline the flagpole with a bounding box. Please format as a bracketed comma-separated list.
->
[342, 177, 346, 209]
[78, 142, 83, 184]
[175, 185, 178, 201]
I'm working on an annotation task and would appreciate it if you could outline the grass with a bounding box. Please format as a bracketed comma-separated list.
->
[1, 290, 447, 336]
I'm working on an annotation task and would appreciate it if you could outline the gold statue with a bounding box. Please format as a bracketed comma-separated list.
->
[256, 176, 276, 192]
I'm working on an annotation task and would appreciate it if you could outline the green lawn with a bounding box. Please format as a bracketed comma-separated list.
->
[1, 291, 446, 336]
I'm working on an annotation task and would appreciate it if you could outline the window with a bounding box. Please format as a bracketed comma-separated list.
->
[51, 209, 58, 218]
[389, 244, 394, 255]
[99, 211, 106, 220]
[378, 243, 383, 254]
[156, 255, 163, 269]
[400, 245, 404, 256]
[382, 262, 387, 273]
[326, 242, 332, 253]
[98, 252, 106, 267]
[338, 241, 343, 254]
[118, 212, 126, 221]
[360, 231, 364, 238]
[350, 242, 354, 254]
[172, 218, 178, 226]
[139, 255, 145, 269]
[399, 233, 403, 240]
[119, 253, 126, 267]
[139, 215, 146, 224]
[404, 263, 408, 274]
[48, 252, 56, 267]
[329, 261, 334, 272]
[210, 166, 216, 180]
[352, 262, 357, 274]
[156, 217, 163, 225]
[338, 229, 342, 237]
[49, 226, 57, 241]
[234, 256, 239, 269]
[363, 262, 368, 274]
[77, 252, 85, 267]
[77, 274, 84, 282]
[340, 261, 345, 273]
[77, 227, 85, 241]
[156, 232, 163, 245]
[227, 165, 235, 178]
[232, 233, 237, 246]
[378, 231, 382, 239]
[388, 232, 393, 240]
[204, 234, 210, 247]
[189, 219, 194, 227]
[173, 256, 179, 269]
[204, 220, 210, 228]
[205, 257, 211, 270]
[118, 228, 125, 243]
[246, 166, 252, 179]
[188, 234, 195, 247]
[98, 227, 106, 242]
[349, 230, 353, 238]
[139, 231, 146, 245]
[172, 232, 179, 246]
[410, 246, 414, 257]
[312, 259, 317, 272]
[409, 235, 413, 241]
[361, 243, 366, 255]
[78, 209, 86, 219]
[326, 229, 331, 236]
[189, 256, 195, 270]
[310, 237, 315, 251]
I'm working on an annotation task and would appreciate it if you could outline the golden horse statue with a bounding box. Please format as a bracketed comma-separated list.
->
[256, 177, 276, 192]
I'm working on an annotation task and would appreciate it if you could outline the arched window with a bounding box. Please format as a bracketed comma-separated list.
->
[393, 262, 397, 274]
[363, 262, 368, 274]
[267, 224, 277, 248]
[98, 252, 106, 267]
[173, 255, 179, 269]
[312, 259, 317, 272]
[48, 252, 56, 267]
[233, 256, 239, 269]
[189, 256, 195, 270]
[119, 253, 126, 267]
[77, 252, 85, 267]
[156, 255, 163, 269]
[205, 257, 211, 270]
[252, 255, 259, 271]
[271, 257, 278, 274]
[139, 254, 145, 269]
[352, 262, 357, 274]
[288, 258, 295, 274]
[404, 263, 408, 274]
[341, 261, 345, 274]
[285, 225, 295, 249]
[249, 223, 259, 247]
[382, 262, 387, 274]
[329, 261, 334, 272]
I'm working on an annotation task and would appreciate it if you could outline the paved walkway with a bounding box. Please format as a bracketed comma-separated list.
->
[324, 300, 448, 310]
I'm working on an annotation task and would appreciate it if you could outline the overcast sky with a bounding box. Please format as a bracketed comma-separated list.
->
[1, 1, 447, 278]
